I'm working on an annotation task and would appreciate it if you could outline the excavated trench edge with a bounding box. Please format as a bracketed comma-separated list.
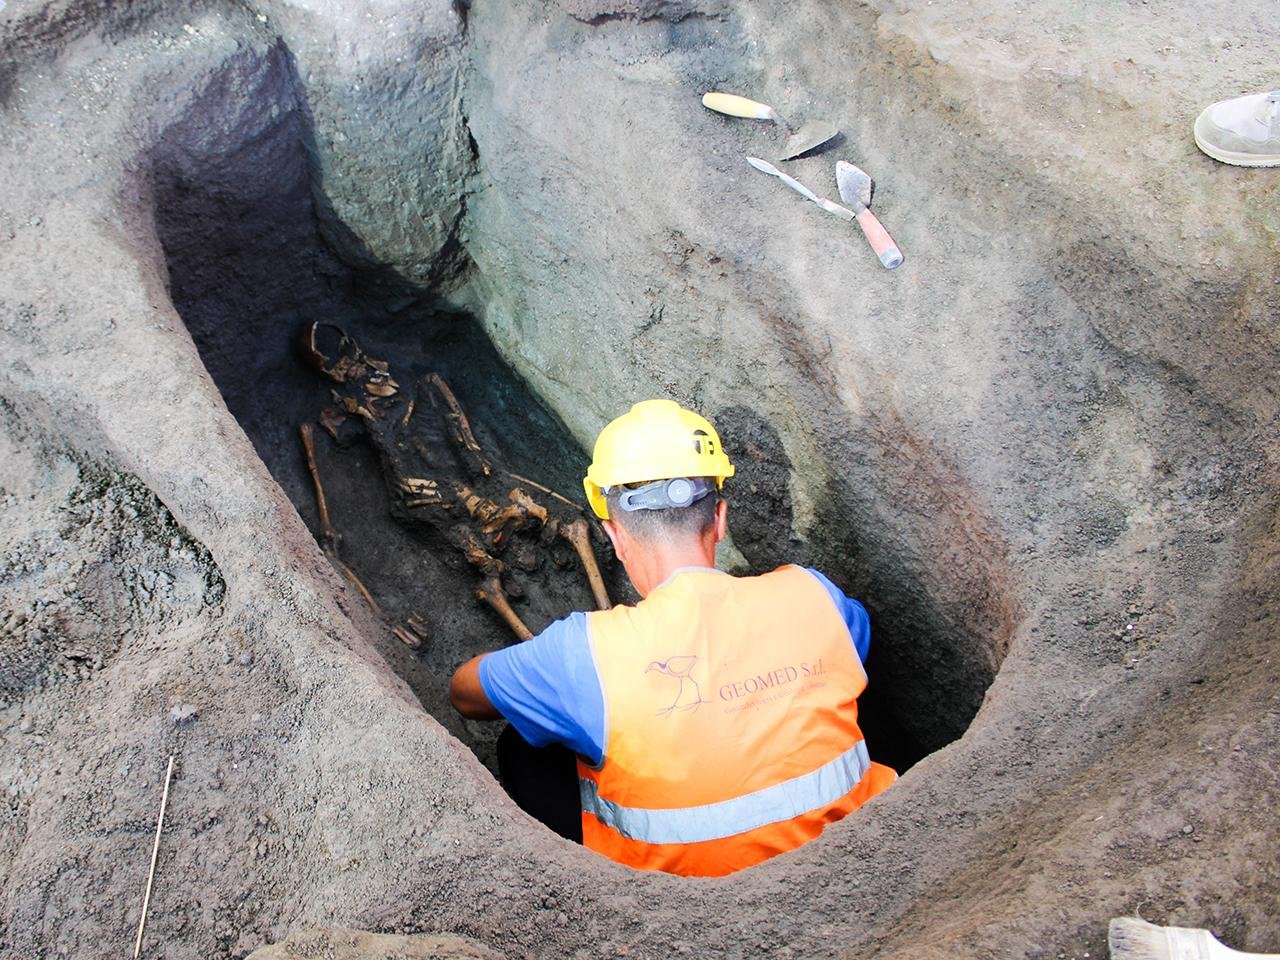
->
[147, 37, 1017, 776]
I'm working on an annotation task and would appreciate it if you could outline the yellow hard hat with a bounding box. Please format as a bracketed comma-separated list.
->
[583, 399, 735, 519]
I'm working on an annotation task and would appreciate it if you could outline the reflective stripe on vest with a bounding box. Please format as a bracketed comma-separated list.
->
[580, 739, 872, 845]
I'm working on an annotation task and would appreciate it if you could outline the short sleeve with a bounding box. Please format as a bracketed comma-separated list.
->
[477, 612, 605, 765]
[802, 568, 871, 664]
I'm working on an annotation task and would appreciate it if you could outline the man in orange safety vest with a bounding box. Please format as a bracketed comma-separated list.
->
[450, 399, 895, 876]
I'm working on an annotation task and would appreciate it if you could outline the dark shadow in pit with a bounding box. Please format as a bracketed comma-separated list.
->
[145, 39, 624, 771]
[716, 404, 1017, 770]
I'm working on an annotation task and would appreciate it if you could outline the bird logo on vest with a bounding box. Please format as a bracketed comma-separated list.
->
[645, 656, 710, 716]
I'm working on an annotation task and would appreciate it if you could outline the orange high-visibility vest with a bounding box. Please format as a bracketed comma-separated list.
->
[578, 566, 896, 877]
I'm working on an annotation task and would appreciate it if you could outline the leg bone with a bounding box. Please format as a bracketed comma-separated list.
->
[299, 422, 382, 617]
[300, 423, 337, 551]
[476, 576, 534, 642]
[559, 518, 612, 610]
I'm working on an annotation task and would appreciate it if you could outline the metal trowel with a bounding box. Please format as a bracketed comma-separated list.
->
[745, 156, 904, 271]
[746, 156, 823, 203]
[703, 92, 840, 160]
[835, 160, 903, 270]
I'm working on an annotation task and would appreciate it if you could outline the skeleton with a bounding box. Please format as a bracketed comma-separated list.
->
[297, 321, 612, 643]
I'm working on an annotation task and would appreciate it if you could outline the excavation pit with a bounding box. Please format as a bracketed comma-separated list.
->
[147, 38, 1014, 778]
[7, 2, 1276, 957]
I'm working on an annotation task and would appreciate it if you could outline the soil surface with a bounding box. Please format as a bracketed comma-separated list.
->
[246, 927, 505, 960]
[0, 1, 1277, 959]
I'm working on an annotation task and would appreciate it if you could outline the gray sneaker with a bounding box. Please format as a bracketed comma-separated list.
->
[1194, 90, 1280, 167]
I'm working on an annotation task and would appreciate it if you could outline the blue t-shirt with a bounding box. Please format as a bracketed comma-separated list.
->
[477, 567, 870, 767]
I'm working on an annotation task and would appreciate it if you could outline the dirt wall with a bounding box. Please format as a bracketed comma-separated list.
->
[0, 1, 1277, 959]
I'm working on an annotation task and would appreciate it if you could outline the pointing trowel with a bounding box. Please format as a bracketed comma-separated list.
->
[746, 157, 904, 271]
[835, 160, 903, 270]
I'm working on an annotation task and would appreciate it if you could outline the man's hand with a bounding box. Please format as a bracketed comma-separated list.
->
[449, 654, 502, 720]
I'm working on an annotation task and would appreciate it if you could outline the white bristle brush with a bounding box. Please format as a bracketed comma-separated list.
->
[1109, 917, 1280, 960]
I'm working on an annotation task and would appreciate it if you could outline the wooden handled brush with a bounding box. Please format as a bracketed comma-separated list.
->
[702, 91, 782, 122]
[1110, 917, 1280, 960]
[703, 91, 840, 159]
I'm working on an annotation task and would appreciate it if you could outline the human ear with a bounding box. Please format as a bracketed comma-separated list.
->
[713, 500, 729, 543]
[601, 518, 628, 563]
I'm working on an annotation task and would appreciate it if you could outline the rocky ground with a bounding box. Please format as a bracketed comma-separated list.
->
[0, 1, 1277, 959]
